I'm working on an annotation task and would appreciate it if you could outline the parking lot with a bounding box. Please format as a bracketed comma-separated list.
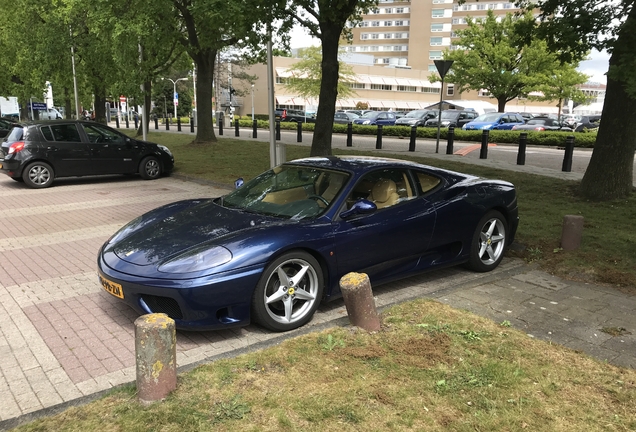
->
[1, 168, 635, 429]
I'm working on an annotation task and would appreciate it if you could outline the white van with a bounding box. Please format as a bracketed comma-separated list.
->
[40, 107, 63, 120]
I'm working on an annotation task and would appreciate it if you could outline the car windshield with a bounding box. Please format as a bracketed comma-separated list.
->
[360, 111, 378, 119]
[473, 113, 502, 122]
[405, 110, 428, 118]
[440, 111, 459, 119]
[221, 165, 350, 220]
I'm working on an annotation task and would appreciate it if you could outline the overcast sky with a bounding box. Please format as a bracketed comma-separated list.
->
[288, 27, 609, 85]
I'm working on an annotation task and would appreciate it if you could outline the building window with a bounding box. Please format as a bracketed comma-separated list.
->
[452, 5, 459, 11]
[446, 84, 455, 96]
[488, 4, 496, 9]
[477, 4, 486, 10]
[346, 83, 366, 89]
[504, 3, 513, 9]
[361, 33, 369, 40]
[372, 33, 379, 39]
[396, 7, 404, 13]
[371, 46, 379, 51]
[430, 37, 443, 46]
[276, 77, 288, 84]
[384, 21, 393, 26]
[478, 89, 492, 97]
[394, 20, 404, 26]
[385, 33, 392, 39]
[371, 83, 393, 90]
[431, 23, 444, 32]
[422, 86, 440, 94]
[372, 21, 380, 26]
[384, 8, 392, 13]
[428, 64, 437, 72]
[360, 46, 369, 51]
[397, 85, 417, 92]
[432, 9, 444, 18]
[360, 21, 369, 27]
[429, 50, 442, 59]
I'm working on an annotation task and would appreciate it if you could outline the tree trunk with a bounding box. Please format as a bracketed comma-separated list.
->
[192, 50, 217, 143]
[497, 97, 506, 112]
[136, 80, 153, 137]
[63, 87, 72, 119]
[310, 27, 341, 156]
[580, 8, 636, 200]
[94, 91, 107, 124]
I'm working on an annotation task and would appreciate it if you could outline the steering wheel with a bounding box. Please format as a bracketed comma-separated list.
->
[307, 195, 329, 206]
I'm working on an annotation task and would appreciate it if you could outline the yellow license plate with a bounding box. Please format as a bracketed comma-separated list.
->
[99, 274, 124, 299]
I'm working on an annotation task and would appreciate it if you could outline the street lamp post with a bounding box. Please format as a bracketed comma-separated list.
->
[162, 77, 188, 120]
[251, 84, 255, 121]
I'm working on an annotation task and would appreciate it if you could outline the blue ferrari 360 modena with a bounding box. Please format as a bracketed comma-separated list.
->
[98, 156, 518, 332]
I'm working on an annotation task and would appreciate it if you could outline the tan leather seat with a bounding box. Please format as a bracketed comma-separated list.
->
[368, 179, 399, 209]
[321, 175, 345, 202]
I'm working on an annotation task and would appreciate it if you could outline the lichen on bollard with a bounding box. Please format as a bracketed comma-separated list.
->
[135, 313, 177, 405]
[340, 272, 381, 332]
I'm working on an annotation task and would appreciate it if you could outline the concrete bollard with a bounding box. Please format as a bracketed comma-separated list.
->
[135, 313, 177, 405]
[560, 215, 584, 250]
[339, 272, 381, 332]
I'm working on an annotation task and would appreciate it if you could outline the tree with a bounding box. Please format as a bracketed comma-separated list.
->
[283, 45, 357, 101]
[515, 0, 636, 201]
[276, 0, 377, 156]
[435, 11, 574, 112]
[529, 66, 591, 120]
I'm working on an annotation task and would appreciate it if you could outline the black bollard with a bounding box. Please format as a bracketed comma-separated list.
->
[446, 126, 455, 154]
[479, 129, 489, 159]
[190, 118, 194, 133]
[235, 119, 239, 137]
[218, 117, 223, 135]
[562, 135, 575, 172]
[409, 125, 417, 152]
[134, 116, 138, 129]
[177, 117, 181, 132]
[297, 121, 302, 142]
[376, 124, 383, 149]
[165, 117, 169, 130]
[154, 117, 158, 130]
[347, 122, 353, 147]
[252, 119, 257, 138]
[115, 116, 120, 128]
[275, 120, 281, 141]
[125, 116, 129, 129]
[517, 133, 527, 165]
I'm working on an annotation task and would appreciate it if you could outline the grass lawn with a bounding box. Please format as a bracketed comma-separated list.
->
[13, 132, 635, 431]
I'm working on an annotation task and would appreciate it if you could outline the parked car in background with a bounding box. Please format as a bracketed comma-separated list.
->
[275, 108, 316, 123]
[393, 111, 407, 119]
[39, 107, 63, 120]
[511, 117, 573, 132]
[0, 120, 174, 188]
[462, 112, 526, 130]
[334, 112, 360, 124]
[343, 109, 373, 117]
[425, 110, 479, 129]
[353, 111, 397, 126]
[574, 115, 601, 132]
[561, 115, 581, 128]
[97, 155, 518, 331]
[395, 110, 439, 127]
[0, 117, 19, 138]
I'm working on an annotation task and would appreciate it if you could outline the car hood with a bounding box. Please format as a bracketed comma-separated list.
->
[110, 200, 277, 266]
[463, 122, 495, 129]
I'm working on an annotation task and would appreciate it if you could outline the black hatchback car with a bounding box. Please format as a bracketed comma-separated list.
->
[0, 120, 174, 188]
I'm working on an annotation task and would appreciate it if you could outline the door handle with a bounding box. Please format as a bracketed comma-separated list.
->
[47, 146, 58, 151]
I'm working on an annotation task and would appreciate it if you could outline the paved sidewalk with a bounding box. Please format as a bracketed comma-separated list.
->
[1, 155, 635, 430]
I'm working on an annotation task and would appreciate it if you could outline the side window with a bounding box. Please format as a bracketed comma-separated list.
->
[345, 168, 415, 210]
[40, 126, 54, 141]
[414, 171, 441, 195]
[49, 124, 81, 142]
[378, 113, 387, 119]
[83, 124, 125, 145]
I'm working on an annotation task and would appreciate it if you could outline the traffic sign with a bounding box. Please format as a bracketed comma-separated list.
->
[119, 96, 126, 103]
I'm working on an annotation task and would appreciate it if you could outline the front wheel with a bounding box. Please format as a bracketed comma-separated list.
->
[466, 210, 508, 272]
[139, 156, 161, 180]
[23, 161, 54, 188]
[252, 251, 324, 332]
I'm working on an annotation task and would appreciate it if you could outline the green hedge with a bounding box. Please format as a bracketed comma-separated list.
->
[234, 119, 597, 148]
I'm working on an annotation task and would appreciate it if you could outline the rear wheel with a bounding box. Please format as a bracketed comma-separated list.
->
[467, 210, 507, 272]
[23, 162, 54, 188]
[252, 251, 324, 332]
[139, 156, 161, 180]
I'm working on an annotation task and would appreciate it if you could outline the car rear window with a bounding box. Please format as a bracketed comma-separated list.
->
[5, 126, 24, 142]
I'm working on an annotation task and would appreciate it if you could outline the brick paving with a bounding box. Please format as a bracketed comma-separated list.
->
[0, 167, 634, 430]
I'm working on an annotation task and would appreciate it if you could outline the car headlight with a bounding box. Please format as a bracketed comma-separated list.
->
[158, 145, 172, 157]
[362, 120, 371, 125]
[158, 245, 232, 273]
[480, 125, 492, 130]
[441, 121, 451, 127]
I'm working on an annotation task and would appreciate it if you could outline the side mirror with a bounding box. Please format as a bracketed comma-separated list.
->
[234, 178, 244, 189]
[340, 199, 377, 219]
